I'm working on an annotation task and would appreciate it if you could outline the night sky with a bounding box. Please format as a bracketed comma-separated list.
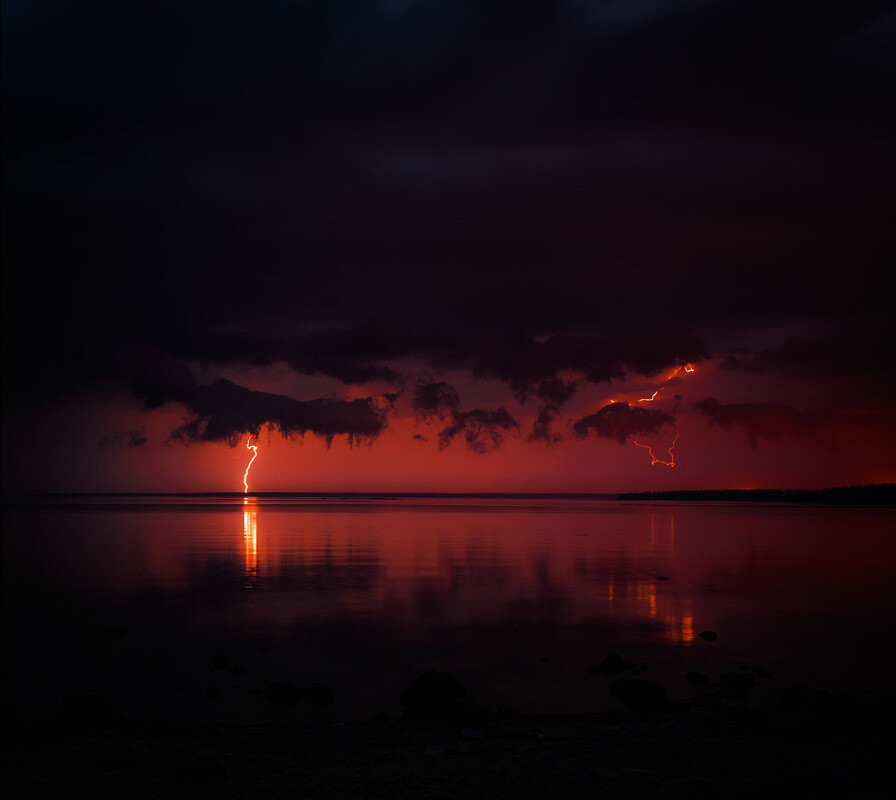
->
[2, 0, 894, 493]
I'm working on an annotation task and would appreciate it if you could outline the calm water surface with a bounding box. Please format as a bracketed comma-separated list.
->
[2, 497, 894, 722]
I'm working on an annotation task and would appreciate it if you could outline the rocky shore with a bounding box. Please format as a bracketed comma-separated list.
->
[3, 664, 893, 799]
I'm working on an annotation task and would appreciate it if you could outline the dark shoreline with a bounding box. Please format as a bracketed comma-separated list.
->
[3, 483, 894, 505]
[617, 484, 896, 505]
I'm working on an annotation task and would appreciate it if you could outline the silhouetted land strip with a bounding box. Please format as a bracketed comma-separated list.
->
[27, 491, 616, 500]
[5, 485, 894, 506]
[617, 484, 896, 505]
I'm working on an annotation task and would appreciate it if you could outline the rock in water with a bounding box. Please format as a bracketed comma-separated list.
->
[721, 672, 755, 695]
[266, 682, 302, 707]
[597, 654, 634, 674]
[609, 679, 667, 709]
[211, 654, 230, 670]
[400, 670, 466, 705]
[299, 686, 335, 708]
[401, 701, 442, 723]
[587, 654, 638, 674]
[698, 630, 718, 641]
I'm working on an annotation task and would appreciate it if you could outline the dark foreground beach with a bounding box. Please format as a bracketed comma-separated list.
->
[3, 663, 893, 800]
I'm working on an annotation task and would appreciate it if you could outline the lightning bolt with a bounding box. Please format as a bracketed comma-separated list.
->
[243, 435, 258, 494]
[637, 364, 694, 403]
[634, 432, 679, 467]
[632, 363, 694, 467]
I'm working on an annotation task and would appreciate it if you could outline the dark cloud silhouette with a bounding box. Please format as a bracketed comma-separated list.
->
[169, 380, 388, 445]
[528, 406, 562, 445]
[695, 397, 832, 447]
[121, 348, 198, 411]
[720, 319, 896, 380]
[412, 381, 461, 420]
[724, 332, 896, 381]
[483, 331, 707, 402]
[573, 402, 675, 444]
[120, 348, 388, 446]
[438, 407, 520, 454]
[412, 380, 519, 453]
[150, 324, 706, 401]
[151, 323, 408, 385]
[532, 377, 580, 408]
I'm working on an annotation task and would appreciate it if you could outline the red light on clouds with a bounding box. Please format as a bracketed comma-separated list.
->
[631, 364, 694, 467]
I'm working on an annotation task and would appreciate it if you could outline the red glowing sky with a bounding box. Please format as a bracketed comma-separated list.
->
[2, 2, 894, 493]
[7, 347, 894, 494]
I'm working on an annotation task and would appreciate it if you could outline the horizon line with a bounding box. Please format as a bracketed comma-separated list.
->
[4, 483, 894, 501]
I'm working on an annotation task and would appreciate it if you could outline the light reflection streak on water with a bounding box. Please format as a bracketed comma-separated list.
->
[233, 500, 693, 644]
[606, 511, 692, 642]
[243, 497, 258, 588]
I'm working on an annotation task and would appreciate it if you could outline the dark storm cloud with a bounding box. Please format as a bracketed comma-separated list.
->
[437, 407, 520, 454]
[412, 381, 461, 420]
[412, 380, 519, 453]
[121, 348, 388, 445]
[152, 326, 402, 385]
[482, 331, 706, 401]
[720, 319, 896, 380]
[2, 0, 894, 456]
[528, 406, 562, 445]
[168, 380, 388, 445]
[694, 397, 833, 447]
[152, 322, 706, 402]
[573, 402, 675, 444]
[5, 1, 892, 339]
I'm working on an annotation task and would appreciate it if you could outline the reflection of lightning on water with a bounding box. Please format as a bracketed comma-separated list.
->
[243, 435, 259, 493]
[243, 498, 257, 588]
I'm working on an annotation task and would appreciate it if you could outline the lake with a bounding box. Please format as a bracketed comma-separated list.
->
[2, 497, 894, 724]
